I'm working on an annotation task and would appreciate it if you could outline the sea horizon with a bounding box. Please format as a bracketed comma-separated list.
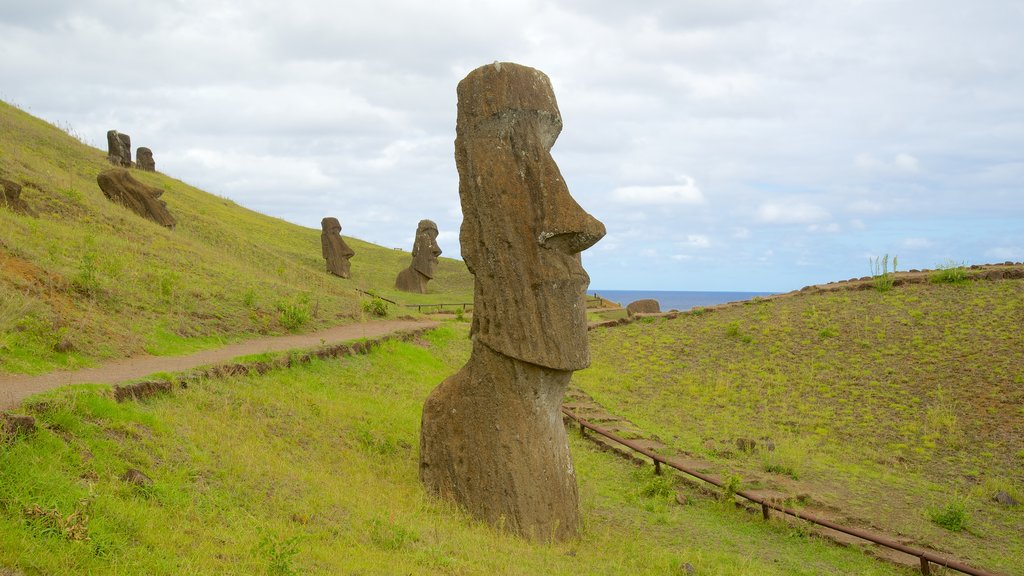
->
[589, 289, 777, 312]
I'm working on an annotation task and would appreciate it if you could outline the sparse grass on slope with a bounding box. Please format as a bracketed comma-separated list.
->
[0, 100, 472, 374]
[576, 278, 1024, 575]
[0, 325, 904, 575]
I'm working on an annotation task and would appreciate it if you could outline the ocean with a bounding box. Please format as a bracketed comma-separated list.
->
[590, 290, 776, 312]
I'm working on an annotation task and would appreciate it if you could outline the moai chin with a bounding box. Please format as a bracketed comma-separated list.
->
[320, 217, 355, 278]
[419, 62, 606, 541]
[394, 219, 442, 293]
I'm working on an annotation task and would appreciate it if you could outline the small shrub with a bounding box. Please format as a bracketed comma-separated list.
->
[276, 295, 311, 331]
[362, 297, 389, 318]
[255, 533, 301, 576]
[368, 517, 418, 551]
[721, 474, 743, 503]
[639, 470, 675, 500]
[869, 254, 897, 292]
[72, 244, 100, 296]
[930, 260, 969, 284]
[927, 495, 969, 531]
[818, 326, 838, 338]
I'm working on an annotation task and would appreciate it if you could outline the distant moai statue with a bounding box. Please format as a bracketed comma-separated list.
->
[106, 130, 132, 167]
[136, 147, 156, 172]
[626, 299, 660, 315]
[320, 217, 355, 278]
[394, 219, 442, 293]
[419, 62, 606, 542]
[96, 168, 176, 229]
[1, 178, 37, 217]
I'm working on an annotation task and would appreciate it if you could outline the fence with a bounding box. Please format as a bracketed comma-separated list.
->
[560, 407, 1003, 576]
[403, 302, 473, 313]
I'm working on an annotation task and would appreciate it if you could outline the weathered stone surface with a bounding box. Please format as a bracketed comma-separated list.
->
[320, 217, 355, 278]
[626, 298, 661, 315]
[1, 178, 37, 217]
[120, 468, 153, 487]
[106, 130, 132, 167]
[395, 219, 442, 293]
[1, 413, 37, 437]
[136, 147, 156, 171]
[96, 168, 176, 229]
[420, 62, 606, 542]
[993, 490, 1019, 507]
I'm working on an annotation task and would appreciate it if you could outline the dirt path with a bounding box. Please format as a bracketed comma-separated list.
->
[0, 319, 439, 410]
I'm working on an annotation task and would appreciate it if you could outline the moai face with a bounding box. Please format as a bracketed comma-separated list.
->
[455, 62, 606, 371]
[321, 217, 355, 277]
[411, 219, 442, 279]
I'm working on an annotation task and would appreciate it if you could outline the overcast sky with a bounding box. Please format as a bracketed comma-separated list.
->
[3, 0, 1022, 291]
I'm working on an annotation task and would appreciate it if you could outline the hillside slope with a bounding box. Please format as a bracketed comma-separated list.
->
[576, 273, 1024, 574]
[0, 101, 472, 374]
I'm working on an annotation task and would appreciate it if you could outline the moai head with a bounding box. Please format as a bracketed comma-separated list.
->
[320, 217, 355, 278]
[106, 130, 130, 166]
[455, 62, 606, 371]
[137, 147, 156, 172]
[411, 219, 442, 279]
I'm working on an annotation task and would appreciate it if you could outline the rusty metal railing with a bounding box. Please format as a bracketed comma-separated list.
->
[561, 407, 1004, 576]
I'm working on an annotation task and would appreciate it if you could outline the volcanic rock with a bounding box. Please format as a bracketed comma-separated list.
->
[96, 168, 176, 229]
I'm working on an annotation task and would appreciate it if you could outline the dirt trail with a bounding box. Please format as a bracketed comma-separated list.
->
[0, 319, 439, 410]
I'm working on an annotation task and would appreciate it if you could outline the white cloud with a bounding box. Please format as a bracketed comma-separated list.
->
[984, 246, 1023, 261]
[611, 177, 704, 205]
[855, 153, 922, 174]
[757, 202, 830, 224]
[681, 234, 712, 248]
[902, 237, 933, 249]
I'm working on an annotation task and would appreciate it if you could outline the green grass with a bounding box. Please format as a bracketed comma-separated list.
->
[929, 261, 969, 284]
[575, 278, 1024, 574]
[0, 100, 473, 374]
[0, 325, 905, 575]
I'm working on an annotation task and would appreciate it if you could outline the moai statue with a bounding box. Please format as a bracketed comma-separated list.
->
[136, 147, 156, 172]
[394, 219, 442, 293]
[1, 178, 37, 217]
[419, 62, 606, 541]
[626, 298, 660, 315]
[320, 217, 355, 278]
[96, 168, 176, 229]
[106, 130, 132, 167]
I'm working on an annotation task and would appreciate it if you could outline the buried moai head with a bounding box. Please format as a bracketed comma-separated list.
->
[395, 219, 442, 293]
[456, 61, 606, 370]
[136, 147, 155, 172]
[1, 178, 38, 217]
[106, 130, 132, 167]
[320, 217, 355, 279]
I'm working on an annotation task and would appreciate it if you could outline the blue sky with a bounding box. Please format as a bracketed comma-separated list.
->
[2, 0, 1022, 292]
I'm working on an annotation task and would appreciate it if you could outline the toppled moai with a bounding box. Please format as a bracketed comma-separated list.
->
[96, 168, 176, 229]
[626, 298, 660, 315]
[320, 217, 355, 278]
[1, 178, 37, 217]
[106, 130, 133, 167]
[394, 219, 442, 293]
[136, 147, 156, 172]
[419, 62, 606, 542]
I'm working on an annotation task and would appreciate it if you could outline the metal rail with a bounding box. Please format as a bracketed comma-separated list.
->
[561, 407, 1004, 576]
[403, 302, 473, 313]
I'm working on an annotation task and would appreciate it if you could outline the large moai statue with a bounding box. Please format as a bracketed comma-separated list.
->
[419, 62, 606, 541]
[394, 219, 442, 293]
[96, 168, 176, 229]
[320, 217, 355, 278]
[106, 130, 132, 167]
[136, 147, 156, 172]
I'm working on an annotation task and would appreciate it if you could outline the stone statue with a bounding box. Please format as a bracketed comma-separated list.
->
[419, 62, 606, 541]
[96, 168, 176, 229]
[394, 219, 442, 293]
[320, 217, 355, 278]
[106, 130, 132, 167]
[136, 147, 156, 172]
[626, 298, 660, 315]
[1, 178, 37, 217]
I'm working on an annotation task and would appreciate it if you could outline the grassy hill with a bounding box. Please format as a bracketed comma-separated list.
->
[0, 100, 472, 374]
[0, 325, 904, 575]
[575, 273, 1024, 574]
